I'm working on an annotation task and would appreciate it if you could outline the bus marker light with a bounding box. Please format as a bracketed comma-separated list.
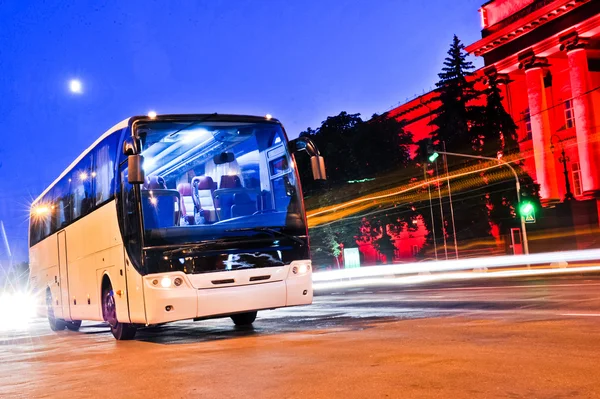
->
[160, 277, 172, 288]
[152, 279, 159, 286]
[173, 277, 183, 287]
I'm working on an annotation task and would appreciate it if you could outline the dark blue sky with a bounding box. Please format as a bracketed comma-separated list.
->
[0, 0, 483, 261]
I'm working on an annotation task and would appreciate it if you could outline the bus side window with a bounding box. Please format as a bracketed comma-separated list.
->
[50, 178, 72, 231]
[71, 153, 94, 219]
[94, 133, 119, 206]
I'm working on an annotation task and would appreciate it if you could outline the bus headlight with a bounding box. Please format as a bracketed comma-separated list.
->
[292, 263, 310, 275]
[173, 277, 183, 287]
[160, 277, 172, 288]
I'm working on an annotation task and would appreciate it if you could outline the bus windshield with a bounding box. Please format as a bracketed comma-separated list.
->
[137, 120, 306, 248]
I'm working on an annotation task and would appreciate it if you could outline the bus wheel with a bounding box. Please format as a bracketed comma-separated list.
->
[102, 286, 136, 340]
[65, 320, 82, 331]
[231, 311, 257, 326]
[46, 289, 66, 332]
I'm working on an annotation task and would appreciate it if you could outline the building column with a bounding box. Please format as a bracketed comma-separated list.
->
[519, 53, 559, 201]
[561, 33, 600, 195]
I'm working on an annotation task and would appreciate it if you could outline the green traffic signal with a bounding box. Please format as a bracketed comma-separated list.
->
[519, 201, 535, 216]
[521, 203, 533, 214]
[428, 152, 439, 162]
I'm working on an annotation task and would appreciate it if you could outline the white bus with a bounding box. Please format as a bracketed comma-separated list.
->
[29, 114, 325, 340]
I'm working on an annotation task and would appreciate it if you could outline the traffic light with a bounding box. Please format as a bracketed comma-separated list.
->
[519, 201, 536, 223]
[426, 139, 439, 162]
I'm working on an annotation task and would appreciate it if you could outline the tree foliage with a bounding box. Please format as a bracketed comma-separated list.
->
[297, 111, 414, 264]
[298, 35, 541, 265]
[430, 35, 480, 155]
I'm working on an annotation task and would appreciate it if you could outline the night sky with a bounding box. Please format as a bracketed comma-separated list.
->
[0, 0, 482, 261]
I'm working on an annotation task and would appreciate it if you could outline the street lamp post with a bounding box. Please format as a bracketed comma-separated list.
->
[442, 141, 459, 259]
[434, 161, 449, 260]
[423, 164, 439, 260]
[550, 135, 574, 201]
[431, 150, 530, 255]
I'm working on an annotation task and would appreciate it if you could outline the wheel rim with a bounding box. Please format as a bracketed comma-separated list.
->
[103, 291, 117, 328]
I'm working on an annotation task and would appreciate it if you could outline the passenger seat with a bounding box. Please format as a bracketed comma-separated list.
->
[177, 183, 195, 225]
[191, 176, 217, 223]
[142, 175, 181, 228]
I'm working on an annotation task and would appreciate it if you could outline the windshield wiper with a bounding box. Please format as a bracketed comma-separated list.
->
[224, 227, 306, 247]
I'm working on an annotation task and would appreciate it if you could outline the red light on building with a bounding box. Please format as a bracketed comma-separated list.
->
[384, 0, 600, 259]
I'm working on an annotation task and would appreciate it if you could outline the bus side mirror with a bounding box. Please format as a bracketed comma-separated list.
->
[123, 137, 139, 156]
[128, 155, 145, 184]
[289, 136, 327, 181]
[310, 155, 326, 180]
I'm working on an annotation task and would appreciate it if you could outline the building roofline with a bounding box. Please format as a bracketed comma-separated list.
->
[466, 0, 588, 56]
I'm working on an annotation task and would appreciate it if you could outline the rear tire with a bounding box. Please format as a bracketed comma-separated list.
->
[231, 311, 257, 326]
[46, 289, 66, 332]
[65, 320, 82, 331]
[102, 285, 137, 340]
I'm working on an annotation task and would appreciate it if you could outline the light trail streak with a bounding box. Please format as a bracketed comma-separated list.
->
[313, 263, 600, 291]
[306, 152, 529, 227]
[312, 248, 600, 284]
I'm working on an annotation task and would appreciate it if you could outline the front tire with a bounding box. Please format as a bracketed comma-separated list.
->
[231, 311, 257, 326]
[102, 286, 137, 340]
[46, 289, 66, 332]
[65, 320, 82, 331]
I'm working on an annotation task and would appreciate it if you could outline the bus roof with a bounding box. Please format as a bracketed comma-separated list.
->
[32, 118, 131, 206]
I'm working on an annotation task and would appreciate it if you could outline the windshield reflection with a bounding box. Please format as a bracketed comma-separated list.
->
[137, 120, 305, 248]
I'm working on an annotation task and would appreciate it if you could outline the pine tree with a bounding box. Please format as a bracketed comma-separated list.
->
[426, 35, 492, 246]
[477, 72, 519, 157]
[430, 35, 480, 154]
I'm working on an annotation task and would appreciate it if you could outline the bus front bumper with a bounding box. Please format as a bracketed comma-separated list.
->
[142, 263, 313, 325]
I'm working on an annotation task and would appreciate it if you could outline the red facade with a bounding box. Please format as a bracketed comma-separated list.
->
[378, 0, 600, 263]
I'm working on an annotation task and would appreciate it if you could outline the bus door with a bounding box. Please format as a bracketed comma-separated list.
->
[57, 230, 72, 320]
[120, 163, 147, 324]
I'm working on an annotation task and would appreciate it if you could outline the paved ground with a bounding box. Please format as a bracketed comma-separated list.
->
[1, 275, 600, 398]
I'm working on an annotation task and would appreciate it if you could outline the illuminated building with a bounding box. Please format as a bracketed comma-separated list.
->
[384, 0, 600, 261]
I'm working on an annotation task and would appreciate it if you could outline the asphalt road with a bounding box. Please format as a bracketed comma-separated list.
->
[1, 274, 600, 398]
